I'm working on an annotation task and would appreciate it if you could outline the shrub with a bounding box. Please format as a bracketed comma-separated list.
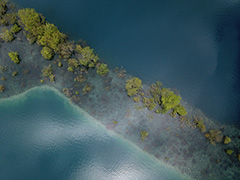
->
[133, 96, 140, 102]
[57, 42, 74, 59]
[1, 13, 17, 25]
[0, 65, 7, 73]
[1, 76, 6, 80]
[142, 97, 158, 110]
[238, 154, 240, 161]
[0, 29, 14, 42]
[223, 136, 231, 144]
[68, 58, 79, 68]
[194, 116, 206, 133]
[10, 24, 21, 34]
[41, 46, 54, 60]
[8, 52, 20, 64]
[82, 83, 92, 95]
[96, 63, 109, 76]
[58, 62, 62, 67]
[41, 64, 53, 77]
[160, 88, 181, 112]
[67, 66, 74, 72]
[140, 130, 148, 142]
[74, 74, 86, 83]
[125, 77, 142, 97]
[225, 149, 234, 155]
[12, 71, 18, 76]
[205, 129, 223, 145]
[0, 0, 7, 16]
[0, 84, 5, 92]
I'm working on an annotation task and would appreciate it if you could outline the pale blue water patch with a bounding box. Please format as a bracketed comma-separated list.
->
[0, 88, 190, 180]
[13, 0, 240, 125]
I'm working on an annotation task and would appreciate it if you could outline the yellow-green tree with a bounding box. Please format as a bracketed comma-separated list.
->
[125, 77, 142, 97]
[38, 23, 67, 52]
[18, 8, 45, 38]
[96, 63, 109, 76]
[41, 46, 54, 60]
[160, 88, 181, 112]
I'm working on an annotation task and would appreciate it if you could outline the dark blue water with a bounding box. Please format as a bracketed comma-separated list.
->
[0, 88, 190, 180]
[13, 0, 240, 125]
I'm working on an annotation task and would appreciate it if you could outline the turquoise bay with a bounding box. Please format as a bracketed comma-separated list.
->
[0, 88, 190, 180]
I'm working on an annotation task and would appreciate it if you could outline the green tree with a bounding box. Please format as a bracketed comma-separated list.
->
[18, 8, 45, 38]
[96, 63, 109, 76]
[0, 28, 14, 42]
[38, 23, 67, 52]
[41, 46, 54, 60]
[125, 77, 142, 97]
[76, 45, 99, 68]
[160, 88, 181, 112]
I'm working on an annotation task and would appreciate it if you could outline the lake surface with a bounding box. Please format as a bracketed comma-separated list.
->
[13, 0, 240, 125]
[0, 88, 190, 180]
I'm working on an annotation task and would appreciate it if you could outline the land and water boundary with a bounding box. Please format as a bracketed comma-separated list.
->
[0, 1, 239, 180]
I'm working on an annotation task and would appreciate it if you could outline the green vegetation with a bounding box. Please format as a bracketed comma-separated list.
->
[160, 88, 181, 112]
[41, 46, 54, 60]
[67, 66, 74, 72]
[38, 23, 67, 52]
[41, 64, 54, 81]
[83, 83, 93, 95]
[0, 65, 7, 73]
[8, 51, 20, 64]
[133, 96, 140, 102]
[171, 105, 187, 117]
[125, 77, 142, 97]
[194, 116, 206, 133]
[238, 154, 240, 161]
[1, 76, 6, 81]
[96, 63, 109, 76]
[58, 62, 62, 67]
[12, 71, 18, 76]
[10, 24, 21, 34]
[140, 130, 148, 142]
[223, 136, 231, 144]
[74, 74, 86, 83]
[0, 0, 7, 16]
[113, 121, 118, 124]
[18, 8, 45, 40]
[225, 149, 234, 155]
[0, 28, 14, 42]
[142, 97, 157, 110]
[205, 129, 223, 145]
[68, 58, 79, 71]
[57, 42, 74, 59]
[1, 13, 17, 25]
[76, 45, 99, 68]
[0, 84, 5, 92]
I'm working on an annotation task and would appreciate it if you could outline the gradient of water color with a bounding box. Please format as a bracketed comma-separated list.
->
[0, 88, 190, 180]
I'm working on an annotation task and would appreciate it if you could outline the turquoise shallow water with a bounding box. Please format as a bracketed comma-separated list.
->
[0, 88, 190, 180]
[13, 0, 240, 125]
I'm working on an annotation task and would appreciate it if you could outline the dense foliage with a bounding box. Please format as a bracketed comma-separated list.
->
[96, 63, 109, 76]
[41, 46, 54, 60]
[0, 28, 14, 42]
[125, 77, 142, 97]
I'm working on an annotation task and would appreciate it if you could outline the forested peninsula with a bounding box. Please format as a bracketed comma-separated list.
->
[0, 1, 239, 180]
